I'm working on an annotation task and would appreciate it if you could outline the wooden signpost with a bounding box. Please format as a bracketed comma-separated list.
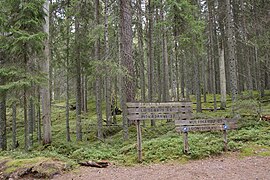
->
[126, 102, 192, 162]
[175, 118, 238, 153]
[126, 101, 238, 161]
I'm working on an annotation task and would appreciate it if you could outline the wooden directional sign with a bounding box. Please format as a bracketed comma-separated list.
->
[126, 102, 192, 108]
[175, 118, 238, 126]
[127, 102, 192, 121]
[126, 101, 192, 162]
[175, 118, 238, 133]
[127, 107, 192, 114]
[127, 113, 192, 121]
[176, 124, 231, 132]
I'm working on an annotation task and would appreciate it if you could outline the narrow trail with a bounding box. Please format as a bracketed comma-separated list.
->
[54, 155, 270, 180]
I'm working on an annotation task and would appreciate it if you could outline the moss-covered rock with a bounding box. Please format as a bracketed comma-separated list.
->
[0, 157, 67, 179]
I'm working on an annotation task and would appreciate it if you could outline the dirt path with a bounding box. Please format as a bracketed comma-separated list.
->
[54, 155, 270, 180]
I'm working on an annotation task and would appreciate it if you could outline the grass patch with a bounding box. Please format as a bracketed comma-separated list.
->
[240, 143, 270, 157]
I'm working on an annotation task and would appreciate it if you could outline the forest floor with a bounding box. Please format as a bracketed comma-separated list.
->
[54, 153, 270, 180]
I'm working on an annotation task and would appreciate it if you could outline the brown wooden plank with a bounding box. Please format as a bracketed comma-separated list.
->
[175, 118, 238, 126]
[126, 102, 192, 108]
[127, 113, 192, 120]
[127, 107, 192, 114]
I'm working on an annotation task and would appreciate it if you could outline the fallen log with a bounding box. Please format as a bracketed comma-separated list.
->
[78, 161, 110, 168]
[260, 115, 270, 122]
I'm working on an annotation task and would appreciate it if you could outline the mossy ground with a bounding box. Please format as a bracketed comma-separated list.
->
[0, 91, 270, 176]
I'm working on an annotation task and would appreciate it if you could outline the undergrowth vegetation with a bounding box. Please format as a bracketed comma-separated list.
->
[1, 91, 270, 169]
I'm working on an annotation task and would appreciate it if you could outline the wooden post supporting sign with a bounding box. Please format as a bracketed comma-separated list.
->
[136, 120, 142, 162]
[183, 131, 189, 153]
[223, 125, 228, 152]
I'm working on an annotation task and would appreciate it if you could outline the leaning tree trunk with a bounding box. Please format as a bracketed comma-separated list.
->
[41, 0, 52, 145]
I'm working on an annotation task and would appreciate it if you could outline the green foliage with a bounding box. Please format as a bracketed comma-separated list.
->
[1, 0, 45, 54]
[0, 67, 45, 92]
[0, 0, 47, 97]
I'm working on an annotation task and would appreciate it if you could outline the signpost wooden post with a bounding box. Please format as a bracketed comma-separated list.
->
[223, 127, 228, 151]
[136, 120, 142, 162]
[126, 102, 192, 162]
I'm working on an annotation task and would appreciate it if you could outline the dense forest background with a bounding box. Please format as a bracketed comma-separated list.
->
[0, 0, 269, 153]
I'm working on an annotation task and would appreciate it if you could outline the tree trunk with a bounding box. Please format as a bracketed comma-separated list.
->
[148, 0, 154, 104]
[84, 77, 88, 112]
[180, 55, 185, 99]
[75, 1, 82, 141]
[195, 56, 202, 113]
[37, 89, 42, 142]
[148, 0, 155, 126]
[0, 79, 6, 150]
[41, 0, 52, 145]
[120, 0, 134, 139]
[65, 0, 71, 142]
[95, 0, 103, 140]
[161, 3, 169, 102]
[137, 0, 146, 103]
[81, 74, 85, 113]
[155, 7, 162, 102]
[226, 0, 238, 103]
[207, 0, 217, 111]
[24, 87, 29, 150]
[12, 102, 17, 149]
[105, 0, 112, 125]
[219, 44, 227, 109]
[203, 61, 207, 102]
[28, 96, 34, 147]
